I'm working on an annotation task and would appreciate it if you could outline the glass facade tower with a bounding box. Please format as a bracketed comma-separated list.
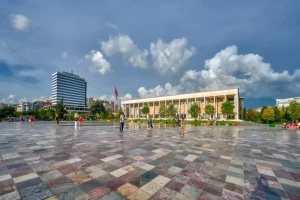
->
[51, 72, 87, 106]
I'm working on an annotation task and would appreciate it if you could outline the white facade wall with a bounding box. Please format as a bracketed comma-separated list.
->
[276, 97, 300, 108]
[121, 88, 242, 120]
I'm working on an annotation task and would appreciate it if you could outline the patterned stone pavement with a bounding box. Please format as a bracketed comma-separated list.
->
[0, 122, 300, 200]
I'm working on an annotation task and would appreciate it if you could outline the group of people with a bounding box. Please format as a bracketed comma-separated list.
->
[282, 120, 299, 129]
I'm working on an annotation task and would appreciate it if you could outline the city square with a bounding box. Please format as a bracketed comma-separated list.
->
[0, 123, 300, 200]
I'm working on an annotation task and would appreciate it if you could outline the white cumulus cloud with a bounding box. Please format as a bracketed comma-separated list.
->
[10, 14, 31, 31]
[120, 93, 133, 101]
[101, 34, 148, 68]
[32, 96, 48, 102]
[150, 38, 195, 74]
[61, 51, 68, 58]
[137, 83, 182, 99]
[1, 94, 17, 104]
[179, 45, 300, 97]
[85, 50, 111, 75]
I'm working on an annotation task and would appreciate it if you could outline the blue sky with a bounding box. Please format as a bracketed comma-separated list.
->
[1, 0, 300, 108]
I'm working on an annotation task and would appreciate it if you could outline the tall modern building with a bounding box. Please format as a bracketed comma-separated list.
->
[52, 72, 87, 109]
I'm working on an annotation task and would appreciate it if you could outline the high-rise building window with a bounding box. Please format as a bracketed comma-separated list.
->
[51, 72, 87, 107]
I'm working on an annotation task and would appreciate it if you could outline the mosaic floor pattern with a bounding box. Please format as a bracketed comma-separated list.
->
[0, 122, 300, 200]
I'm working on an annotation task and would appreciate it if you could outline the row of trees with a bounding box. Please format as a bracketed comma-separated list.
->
[0, 99, 120, 121]
[246, 101, 300, 123]
[141, 101, 235, 120]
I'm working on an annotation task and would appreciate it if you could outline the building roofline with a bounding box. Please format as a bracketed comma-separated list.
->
[122, 88, 239, 103]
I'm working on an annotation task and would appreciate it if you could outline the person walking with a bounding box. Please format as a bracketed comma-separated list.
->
[74, 113, 79, 129]
[79, 116, 83, 129]
[55, 114, 59, 126]
[119, 113, 125, 132]
[148, 117, 153, 130]
[180, 117, 185, 135]
[29, 115, 34, 126]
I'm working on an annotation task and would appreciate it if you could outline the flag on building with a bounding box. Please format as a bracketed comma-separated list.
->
[115, 85, 118, 100]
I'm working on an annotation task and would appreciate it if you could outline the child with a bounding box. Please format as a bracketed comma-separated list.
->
[180, 117, 185, 135]
[79, 116, 83, 129]
[176, 118, 181, 127]
[74, 113, 79, 129]
[148, 117, 153, 130]
[55, 114, 59, 126]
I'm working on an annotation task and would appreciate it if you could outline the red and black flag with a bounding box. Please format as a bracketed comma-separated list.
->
[115, 85, 118, 100]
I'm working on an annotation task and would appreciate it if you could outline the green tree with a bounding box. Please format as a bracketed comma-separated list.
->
[288, 101, 300, 121]
[246, 108, 258, 122]
[167, 104, 177, 119]
[107, 112, 114, 120]
[99, 112, 106, 120]
[188, 103, 200, 121]
[1, 106, 16, 117]
[205, 104, 215, 119]
[55, 98, 67, 119]
[39, 109, 47, 119]
[221, 101, 235, 120]
[261, 107, 275, 124]
[46, 109, 55, 120]
[159, 104, 167, 118]
[273, 106, 281, 122]
[90, 100, 106, 115]
[141, 106, 150, 116]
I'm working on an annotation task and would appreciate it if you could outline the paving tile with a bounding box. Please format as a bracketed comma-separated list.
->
[19, 182, 47, 198]
[56, 186, 85, 200]
[110, 169, 128, 177]
[22, 189, 53, 200]
[149, 187, 177, 200]
[87, 186, 111, 199]
[13, 172, 38, 183]
[15, 177, 43, 190]
[0, 174, 12, 182]
[128, 189, 151, 200]
[180, 184, 201, 199]
[50, 181, 77, 194]
[66, 170, 92, 185]
[117, 183, 139, 197]
[40, 170, 63, 182]
[140, 181, 162, 195]
[0, 191, 20, 200]
[100, 191, 126, 200]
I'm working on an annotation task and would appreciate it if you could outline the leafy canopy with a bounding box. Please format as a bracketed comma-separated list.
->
[288, 101, 300, 121]
[167, 104, 177, 118]
[205, 104, 215, 116]
[261, 107, 275, 122]
[141, 106, 150, 115]
[221, 101, 235, 115]
[188, 103, 200, 119]
[159, 104, 167, 118]
[90, 100, 107, 115]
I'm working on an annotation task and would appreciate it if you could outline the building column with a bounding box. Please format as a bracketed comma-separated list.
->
[179, 99, 181, 117]
[148, 102, 150, 119]
[153, 101, 155, 118]
[234, 94, 239, 120]
[159, 101, 161, 118]
[186, 99, 188, 119]
[214, 96, 216, 119]
[138, 103, 140, 118]
[128, 104, 130, 118]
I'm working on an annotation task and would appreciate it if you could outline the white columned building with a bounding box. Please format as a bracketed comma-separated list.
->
[121, 88, 244, 120]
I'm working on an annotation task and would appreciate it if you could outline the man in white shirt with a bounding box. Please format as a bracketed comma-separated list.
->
[119, 113, 125, 132]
